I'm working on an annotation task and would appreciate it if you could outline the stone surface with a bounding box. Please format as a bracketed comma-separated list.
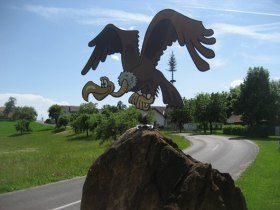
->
[81, 128, 247, 210]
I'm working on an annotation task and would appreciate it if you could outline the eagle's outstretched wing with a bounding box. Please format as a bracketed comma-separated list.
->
[140, 9, 216, 71]
[81, 24, 140, 75]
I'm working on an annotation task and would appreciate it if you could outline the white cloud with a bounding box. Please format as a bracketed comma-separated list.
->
[24, 5, 152, 25]
[0, 93, 69, 121]
[212, 22, 280, 43]
[111, 54, 120, 61]
[230, 80, 243, 88]
[209, 57, 227, 68]
[180, 4, 280, 17]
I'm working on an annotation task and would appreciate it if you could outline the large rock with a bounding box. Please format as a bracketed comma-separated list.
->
[81, 128, 247, 210]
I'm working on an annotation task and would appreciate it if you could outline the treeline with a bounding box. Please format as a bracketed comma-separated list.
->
[1, 97, 37, 134]
[47, 101, 151, 140]
[168, 67, 280, 137]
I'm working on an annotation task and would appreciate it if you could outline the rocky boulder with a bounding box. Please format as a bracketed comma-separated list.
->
[81, 128, 247, 210]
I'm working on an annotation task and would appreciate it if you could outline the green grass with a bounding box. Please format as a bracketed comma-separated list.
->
[163, 131, 191, 150]
[0, 121, 112, 193]
[0, 122, 190, 194]
[236, 136, 280, 210]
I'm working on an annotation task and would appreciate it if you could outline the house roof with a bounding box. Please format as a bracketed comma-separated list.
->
[227, 115, 242, 124]
[60, 105, 80, 113]
[151, 106, 166, 117]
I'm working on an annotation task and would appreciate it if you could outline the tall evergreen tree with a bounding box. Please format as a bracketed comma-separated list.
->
[167, 51, 177, 84]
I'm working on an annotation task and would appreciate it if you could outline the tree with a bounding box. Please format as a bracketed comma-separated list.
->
[226, 86, 241, 118]
[48, 104, 62, 126]
[269, 79, 280, 126]
[13, 106, 37, 121]
[167, 51, 177, 84]
[117, 101, 127, 111]
[194, 93, 210, 133]
[57, 116, 69, 129]
[166, 99, 192, 132]
[15, 119, 31, 135]
[207, 92, 227, 133]
[4, 97, 16, 118]
[13, 106, 37, 135]
[79, 102, 98, 114]
[71, 114, 91, 137]
[235, 67, 271, 126]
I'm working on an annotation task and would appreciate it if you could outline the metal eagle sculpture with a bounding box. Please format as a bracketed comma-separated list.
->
[81, 9, 216, 111]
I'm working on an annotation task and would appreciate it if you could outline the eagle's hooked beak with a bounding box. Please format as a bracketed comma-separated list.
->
[82, 77, 115, 101]
[82, 77, 129, 101]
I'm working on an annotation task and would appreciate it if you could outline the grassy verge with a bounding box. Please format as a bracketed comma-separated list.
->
[0, 121, 112, 193]
[163, 131, 191, 150]
[236, 137, 280, 210]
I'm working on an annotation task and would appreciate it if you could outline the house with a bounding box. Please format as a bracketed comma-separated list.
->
[0, 106, 14, 119]
[60, 105, 80, 115]
[151, 106, 166, 128]
[226, 115, 243, 124]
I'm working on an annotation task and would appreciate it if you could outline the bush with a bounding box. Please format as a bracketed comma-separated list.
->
[44, 119, 52, 124]
[223, 124, 269, 137]
[15, 119, 31, 135]
[223, 125, 247, 136]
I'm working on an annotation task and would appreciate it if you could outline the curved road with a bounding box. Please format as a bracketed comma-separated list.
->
[0, 134, 259, 210]
[180, 134, 259, 179]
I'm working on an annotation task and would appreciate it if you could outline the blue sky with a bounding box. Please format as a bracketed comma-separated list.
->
[0, 0, 280, 120]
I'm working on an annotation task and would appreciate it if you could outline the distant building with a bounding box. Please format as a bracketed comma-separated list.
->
[226, 115, 243, 124]
[60, 105, 80, 115]
[151, 106, 166, 128]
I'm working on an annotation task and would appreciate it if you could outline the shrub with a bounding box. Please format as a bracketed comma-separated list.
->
[223, 125, 247, 136]
[223, 124, 269, 137]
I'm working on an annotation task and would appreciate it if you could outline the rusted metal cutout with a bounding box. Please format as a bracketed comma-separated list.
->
[81, 9, 216, 111]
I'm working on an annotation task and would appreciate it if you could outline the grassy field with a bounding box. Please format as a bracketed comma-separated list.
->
[163, 131, 191, 149]
[0, 121, 190, 194]
[0, 121, 112, 193]
[236, 137, 280, 210]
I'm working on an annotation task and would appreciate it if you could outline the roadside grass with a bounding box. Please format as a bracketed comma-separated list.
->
[0, 121, 112, 193]
[163, 131, 191, 150]
[0, 122, 190, 194]
[236, 136, 280, 210]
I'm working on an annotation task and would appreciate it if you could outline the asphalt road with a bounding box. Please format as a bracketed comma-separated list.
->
[0, 177, 85, 210]
[180, 134, 259, 179]
[0, 134, 258, 210]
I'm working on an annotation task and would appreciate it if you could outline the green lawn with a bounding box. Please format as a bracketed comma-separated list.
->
[236, 137, 280, 210]
[0, 121, 112, 193]
[0, 122, 190, 194]
[163, 131, 191, 150]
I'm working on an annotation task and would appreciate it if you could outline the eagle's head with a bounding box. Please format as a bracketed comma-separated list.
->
[82, 72, 155, 111]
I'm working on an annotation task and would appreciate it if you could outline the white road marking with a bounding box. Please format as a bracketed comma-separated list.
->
[212, 144, 219, 151]
[51, 200, 81, 210]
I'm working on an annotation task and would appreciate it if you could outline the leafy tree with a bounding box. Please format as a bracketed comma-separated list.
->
[269, 79, 280, 126]
[207, 92, 227, 133]
[48, 104, 62, 126]
[166, 99, 192, 132]
[4, 97, 16, 118]
[226, 86, 241, 117]
[167, 51, 177, 84]
[117, 101, 127, 111]
[13, 106, 37, 134]
[71, 114, 91, 137]
[95, 112, 116, 140]
[235, 67, 272, 126]
[57, 116, 69, 129]
[79, 102, 98, 114]
[13, 106, 37, 121]
[15, 119, 31, 135]
[194, 93, 210, 133]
